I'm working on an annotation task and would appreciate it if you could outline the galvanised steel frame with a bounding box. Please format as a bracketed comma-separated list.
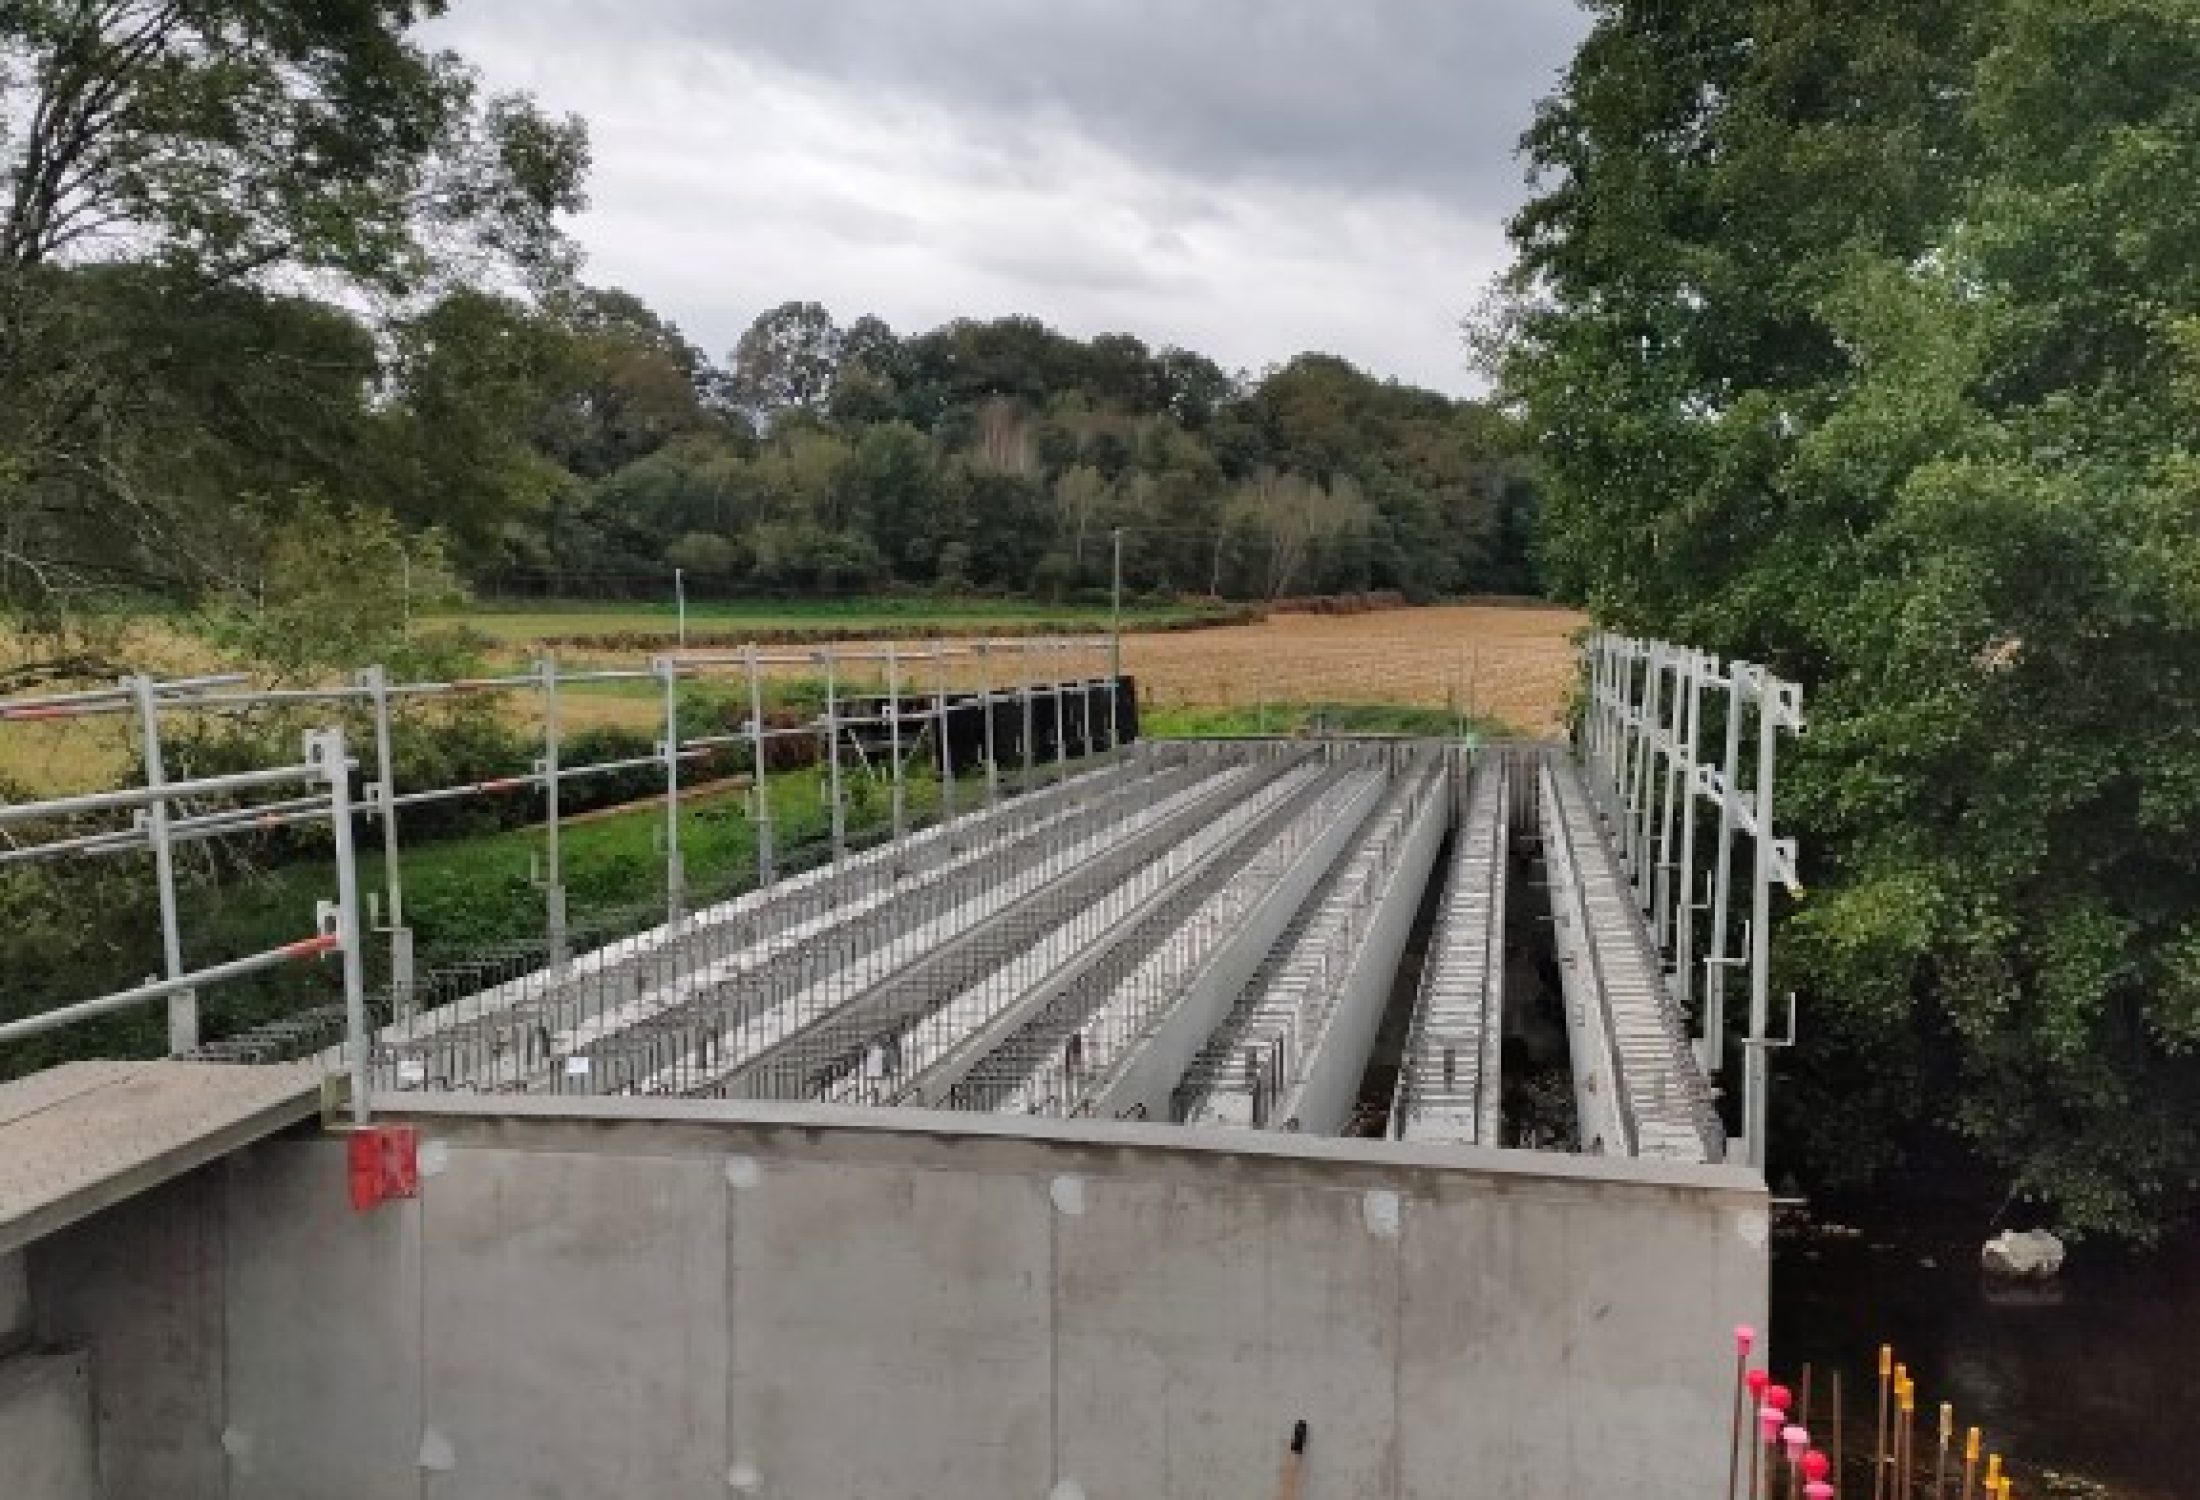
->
[0, 638, 1127, 1081]
[1576, 632, 1804, 1169]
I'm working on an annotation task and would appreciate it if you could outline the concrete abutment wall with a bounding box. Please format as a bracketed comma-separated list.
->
[28, 1100, 1765, 1500]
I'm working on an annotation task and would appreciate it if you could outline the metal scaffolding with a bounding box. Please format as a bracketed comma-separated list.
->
[1575, 633, 1804, 1169]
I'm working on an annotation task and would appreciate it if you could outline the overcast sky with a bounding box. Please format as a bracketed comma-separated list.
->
[426, 1, 1587, 395]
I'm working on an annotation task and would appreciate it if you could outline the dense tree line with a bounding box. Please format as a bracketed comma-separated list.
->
[1497, 0, 2200, 1237]
[0, 7, 1535, 617]
[488, 299, 1538, 603]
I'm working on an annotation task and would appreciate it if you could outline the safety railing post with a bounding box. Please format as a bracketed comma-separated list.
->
[886, 643, 906, 843]
[538, 656, 569, 973]
[978, 640, 1000, 809]
[656, 655, 686, 925]
[128, 675, 194, 1053]
[935, 636, 956, 829]
[824, 647, 846, 863]
[1701, 661, 1746, 1077]
[1020, 639, 1036, 793]
[360, 665, 416, 1016]
[313, 727, 371, 1126]
[746, 644, 775, 886]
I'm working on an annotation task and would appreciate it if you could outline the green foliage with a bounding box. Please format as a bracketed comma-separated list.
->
[0, 1, 589, 603]
[501, 305, 1541, 603]
[1506, 0, 2200, 1237]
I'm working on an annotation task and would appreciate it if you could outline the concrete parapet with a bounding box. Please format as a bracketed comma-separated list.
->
[24, 1097, 1765, 1500]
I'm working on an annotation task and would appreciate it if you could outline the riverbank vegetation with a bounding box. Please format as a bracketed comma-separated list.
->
[1495, 0, 2200, 1239]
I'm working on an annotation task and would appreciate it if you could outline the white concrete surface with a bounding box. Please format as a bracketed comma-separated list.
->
[25, 1096, 1766, 1500]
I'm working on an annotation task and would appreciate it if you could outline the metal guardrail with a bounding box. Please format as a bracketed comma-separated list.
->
[0, 641, 1131, 1083]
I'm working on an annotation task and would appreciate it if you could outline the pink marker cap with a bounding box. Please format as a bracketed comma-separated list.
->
[1760, 1407, 1785, 1439]
[1806, 1484, 1835, 1500]
[1783, 1425, 1810, 1457]
[1746, 1370, 1770, 1396]
[1804, 1451, 1831, 1481]
[1767, 1384, 1793, 1412]
[1735, 1324, 1757, 1353]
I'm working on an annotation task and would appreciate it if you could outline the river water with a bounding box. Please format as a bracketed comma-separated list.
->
[1772, 1203, 2197, 1500]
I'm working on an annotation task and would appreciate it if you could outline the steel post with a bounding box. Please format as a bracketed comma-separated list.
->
[935, 638, 957, 828]
[1701, 661, 1746, 1076]
[539, 656, 569, 972]
[746, 644, 775, 885]
[978, 640, 1000, 809]
[1051, 641, 1069, 781]
[1672, 650, 1708, 1018]
[1744, 667, 1777, 1169]
[657, 656, 686, 923]
[886, 644, 906, 842]
[824, 648, 846, 862]
[315, 728, 371, 1127]
[1020, 639, 1036, 793]
[361, 666, 416, 1016]
[129, 675, 194, 1053]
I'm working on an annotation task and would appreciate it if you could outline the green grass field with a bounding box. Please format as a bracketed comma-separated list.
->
[440, 596, 1232, 645]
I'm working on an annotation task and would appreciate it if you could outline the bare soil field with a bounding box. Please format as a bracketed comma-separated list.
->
[1121, 603, 1585, 737]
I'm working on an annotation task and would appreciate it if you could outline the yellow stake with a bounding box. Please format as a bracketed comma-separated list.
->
[1960, 1427, 1980, 1500]
[1874, 1347, 1894, 1500]
[1897, 1381, 1915, 1500]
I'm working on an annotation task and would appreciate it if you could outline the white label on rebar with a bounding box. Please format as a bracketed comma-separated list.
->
[1050, 1482, 1086, 1500]
[397, 1059, 426, 1086]
[1362, 1189, 1402, 1240]
[727, 1461, 762, 1491]
[1049, 1175, 1085, 1217]
[220, 1427, 253, 1462]
[1732, 1209, 1770, 1251]
[564, 1056, 591, 1078]
[418, 1140, 450, 1178]
[724, 1156, 760, 1190]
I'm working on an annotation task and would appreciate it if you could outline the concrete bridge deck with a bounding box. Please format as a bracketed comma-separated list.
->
[0, 1062, 319, 1258]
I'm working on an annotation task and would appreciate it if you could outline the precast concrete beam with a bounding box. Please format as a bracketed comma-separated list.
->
[1392, 754, 1510, 1146]
[709, 756, 1321, 1101]
[889, 762, 1335, 1108]
[1275, 772, 1450, 1135]
[1075, 770, 1392, 1123]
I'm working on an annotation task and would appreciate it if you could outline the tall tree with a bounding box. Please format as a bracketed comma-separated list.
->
[728, 301, 844, 426]
[1505, 0, 2200, 1238]
[0, 0, 588, 602]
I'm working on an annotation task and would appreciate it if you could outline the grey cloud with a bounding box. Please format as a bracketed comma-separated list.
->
[663, 0, 1585, 213]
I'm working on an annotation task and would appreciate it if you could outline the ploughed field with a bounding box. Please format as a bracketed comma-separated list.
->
[1119, 604, 1583, 738]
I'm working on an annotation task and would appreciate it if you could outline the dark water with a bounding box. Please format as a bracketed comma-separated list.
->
[1772, 1206, 2199, 1499]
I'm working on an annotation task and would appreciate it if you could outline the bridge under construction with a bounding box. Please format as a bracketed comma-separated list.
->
[1, 631, 1797, 1500]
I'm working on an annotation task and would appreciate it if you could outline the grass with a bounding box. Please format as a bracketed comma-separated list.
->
[1141, 701, 1504, 740]
[440, 595, 1229, 645]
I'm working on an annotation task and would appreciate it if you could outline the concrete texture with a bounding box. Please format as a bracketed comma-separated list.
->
[22, 1097, 1766, 1500]
[31, 1169, 228, 1498]
[1, 1251, 25, 1347]
[0, 1061, 320, 1256]
[0, 1350, 98, 1500]
[1283, 787, 1449, 1134]
[223, 1140, 421, 1500]
[1090, 772, 1386, 1122]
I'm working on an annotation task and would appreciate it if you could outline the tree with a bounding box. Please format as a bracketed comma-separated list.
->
[0, 0, 589, 604]
[1504, 0, 2200, 1238]
[728, 301, 844, 425]
[0, 1, 586, 286]
[378, 290, 582, 555]
[540, 287, 722, 478]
